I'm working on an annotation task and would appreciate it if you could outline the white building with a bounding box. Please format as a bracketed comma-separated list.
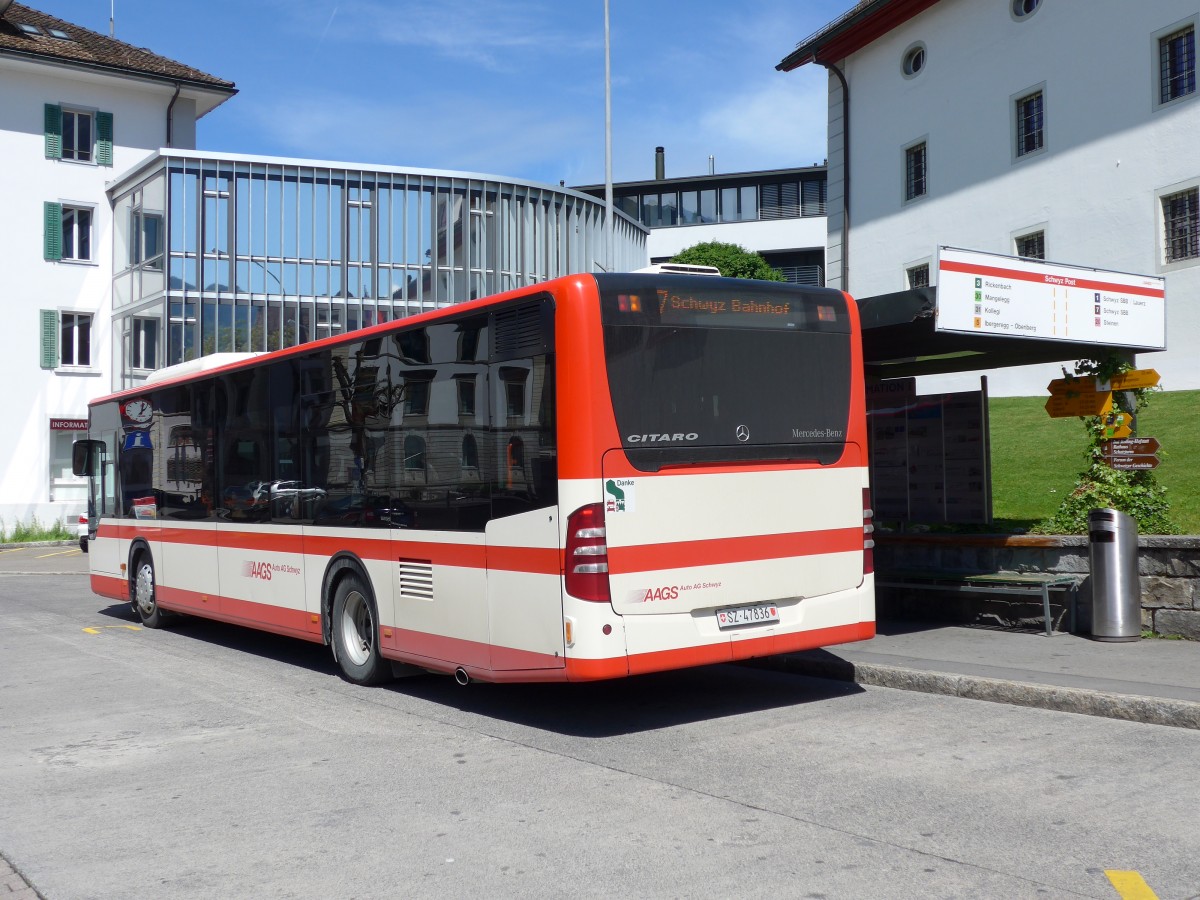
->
[1, 2, 649, 532]
[779, 0, 1199, 395]
[0, 1, 235, 531]
[576, 148, 829, 285]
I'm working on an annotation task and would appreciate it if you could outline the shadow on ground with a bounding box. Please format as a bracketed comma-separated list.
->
[96, 601, 867, 737]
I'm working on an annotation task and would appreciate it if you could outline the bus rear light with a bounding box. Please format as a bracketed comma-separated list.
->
[565, 503, 610, 602]
[863, 488, 875, 575]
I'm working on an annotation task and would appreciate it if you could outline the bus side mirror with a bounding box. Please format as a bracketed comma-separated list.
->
[72, 439, 103, 477]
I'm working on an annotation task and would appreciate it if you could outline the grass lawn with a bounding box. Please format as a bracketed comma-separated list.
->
[989, 389, 1199, 534]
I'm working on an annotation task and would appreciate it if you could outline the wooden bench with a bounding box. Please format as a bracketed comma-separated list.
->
[875, 570, 1080, 636]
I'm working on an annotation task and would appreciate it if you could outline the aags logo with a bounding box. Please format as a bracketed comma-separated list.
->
[243, 561, 273, 581]
[641, 585, 679, 602]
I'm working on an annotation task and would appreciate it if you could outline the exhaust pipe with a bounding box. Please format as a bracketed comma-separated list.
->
[454, 667, 470, 686]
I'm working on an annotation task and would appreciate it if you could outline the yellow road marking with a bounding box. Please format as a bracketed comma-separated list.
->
[0, 547, 26, 554]
[36, 548, 81, 558]
[1105, 871, 1159, 899]
[82, 625, 141, 634]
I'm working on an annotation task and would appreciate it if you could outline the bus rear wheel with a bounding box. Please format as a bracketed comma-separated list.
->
[132, 552, 170, 629]
[331, 574, 391, 685]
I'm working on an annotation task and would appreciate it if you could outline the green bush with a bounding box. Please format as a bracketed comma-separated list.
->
[0, 516, 72, 543]
[670, 241, 785, 281]
[1034, 357, 1178, 535]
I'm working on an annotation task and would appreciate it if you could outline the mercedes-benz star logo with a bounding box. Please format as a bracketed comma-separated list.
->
[735, 425, 750, 442]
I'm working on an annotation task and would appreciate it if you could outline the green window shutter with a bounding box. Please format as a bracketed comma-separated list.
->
[44, 104, 62, 159]
[40, 310, 59, 369]
[96, 111, 113, 166]
[44, 201, 62, 261]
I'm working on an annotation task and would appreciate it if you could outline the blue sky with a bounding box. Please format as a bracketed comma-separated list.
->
[40, 0, 853, 186]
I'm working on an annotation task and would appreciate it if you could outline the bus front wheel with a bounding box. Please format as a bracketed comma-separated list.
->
[132, 552, 169, 629]
[331, 574, 391, 685]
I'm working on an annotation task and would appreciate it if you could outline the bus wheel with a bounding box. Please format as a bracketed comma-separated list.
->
[331, 574, 391, 685]
[132, 552, 169, 629]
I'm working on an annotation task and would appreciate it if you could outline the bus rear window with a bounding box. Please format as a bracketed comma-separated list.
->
[598, 276, 853, 471]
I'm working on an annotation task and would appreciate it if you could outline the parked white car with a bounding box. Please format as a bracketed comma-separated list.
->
[77, 513, 89, 552]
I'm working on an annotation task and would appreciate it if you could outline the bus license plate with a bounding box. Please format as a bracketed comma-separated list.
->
[716, 603, 779, 630]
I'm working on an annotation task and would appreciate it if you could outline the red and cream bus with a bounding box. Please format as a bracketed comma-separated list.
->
[74, 272, 875, 685]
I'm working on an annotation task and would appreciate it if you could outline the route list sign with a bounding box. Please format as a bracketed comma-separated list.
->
[935, 247, 1166, 350]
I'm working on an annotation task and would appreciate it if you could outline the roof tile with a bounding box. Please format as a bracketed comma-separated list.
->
[0, 2, 235, 91]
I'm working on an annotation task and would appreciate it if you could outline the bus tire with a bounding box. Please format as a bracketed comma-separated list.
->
[331, 574, 391, 685]
[131, 551, 169, 629]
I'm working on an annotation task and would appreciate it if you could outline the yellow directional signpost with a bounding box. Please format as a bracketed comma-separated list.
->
[1045, 369, 1162, 466]
[1102, 410, 1134, 440]
[1044, 377, 1114, 418]
[1106, 368, 1161, 391]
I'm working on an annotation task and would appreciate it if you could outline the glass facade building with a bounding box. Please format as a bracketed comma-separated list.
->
[108, 151, 647, 389]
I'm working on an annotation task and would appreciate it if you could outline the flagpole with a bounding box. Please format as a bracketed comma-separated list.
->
[604, 0, 614, 272]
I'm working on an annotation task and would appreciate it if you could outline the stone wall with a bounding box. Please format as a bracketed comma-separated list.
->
[874, 533, 1200, 639]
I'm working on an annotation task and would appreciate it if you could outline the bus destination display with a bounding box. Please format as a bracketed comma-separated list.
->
[612, 288, 844, 331]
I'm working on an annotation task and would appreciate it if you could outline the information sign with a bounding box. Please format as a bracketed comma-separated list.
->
[1045, 390, 1112, 418]
[1104, 455, 1160, 471]
[1105, 437, 1161, 456]
[936, 248, 1166, 350]
[1105, 369, 1161, 391]
[1102, 436, 1161, 471]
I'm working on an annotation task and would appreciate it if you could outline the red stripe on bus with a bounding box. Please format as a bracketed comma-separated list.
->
[391, 620, 874, 683]
[938, 259, 1165, 298]
[157, 584, 324, 641]
[487, 545, 560, 574]
[92, 573, 127, 602]
[384, 629, 563, 673]
[623, 619, 875, 679]
[98, 524, 561, 575]
[609, 527, 863, 573]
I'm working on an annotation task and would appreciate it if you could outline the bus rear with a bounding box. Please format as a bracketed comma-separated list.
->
[556, 273, 874, 679]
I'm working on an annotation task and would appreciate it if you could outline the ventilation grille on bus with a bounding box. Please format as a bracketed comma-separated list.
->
[492, 300, 549, 360]
[398, 559, 434, 601]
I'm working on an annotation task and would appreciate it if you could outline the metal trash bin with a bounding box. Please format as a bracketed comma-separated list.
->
[1088, 508, 1141, 641]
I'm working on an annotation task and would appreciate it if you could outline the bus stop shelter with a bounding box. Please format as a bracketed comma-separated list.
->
[856, 287, 1152, 379]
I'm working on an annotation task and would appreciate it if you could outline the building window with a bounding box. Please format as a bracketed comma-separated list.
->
[902, 43, 926, 77]
[50, 427, 89, 503]
[1011, 0, 1041, 18]
[403, 434, 426, 472]
[1162, 187, 1199, 263]
[456, 376, 476, 416]
[62, 206, 92, 261]
[60, 313, 92, 367]
[39, 310, 93, 369]
[44, 202, 93, 262]
[1016, 231, 1046, 259]
[404, 378, 431, 416]
[62, 109, 92, 162]
[905, 142, 927, 201]
[907, 264, 930, 288]
[461, 434, 479, 470]
[132, 318, 158, 370]
[1015, 90, 1045, 157]
[717, 186, 757, 223]
[506, 380, 526, 419]
[44, 105, 112, 165]
[1160, 26, 1196, 105]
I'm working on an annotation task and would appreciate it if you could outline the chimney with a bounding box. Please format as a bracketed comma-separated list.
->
[708, 155, 715, 175]
[654, 146, 665, 181]
[0, 0, 14, 17]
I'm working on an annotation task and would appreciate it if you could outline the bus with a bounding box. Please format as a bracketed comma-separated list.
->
[73, 272, 875, 685]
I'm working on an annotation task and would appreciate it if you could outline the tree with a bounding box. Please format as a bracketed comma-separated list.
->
[670, 241, 785, 281]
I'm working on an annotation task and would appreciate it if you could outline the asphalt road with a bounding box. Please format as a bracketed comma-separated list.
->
[1, 554, 1198, 898]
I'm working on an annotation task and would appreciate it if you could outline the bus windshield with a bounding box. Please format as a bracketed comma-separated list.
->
[597, 275, 853, 470]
